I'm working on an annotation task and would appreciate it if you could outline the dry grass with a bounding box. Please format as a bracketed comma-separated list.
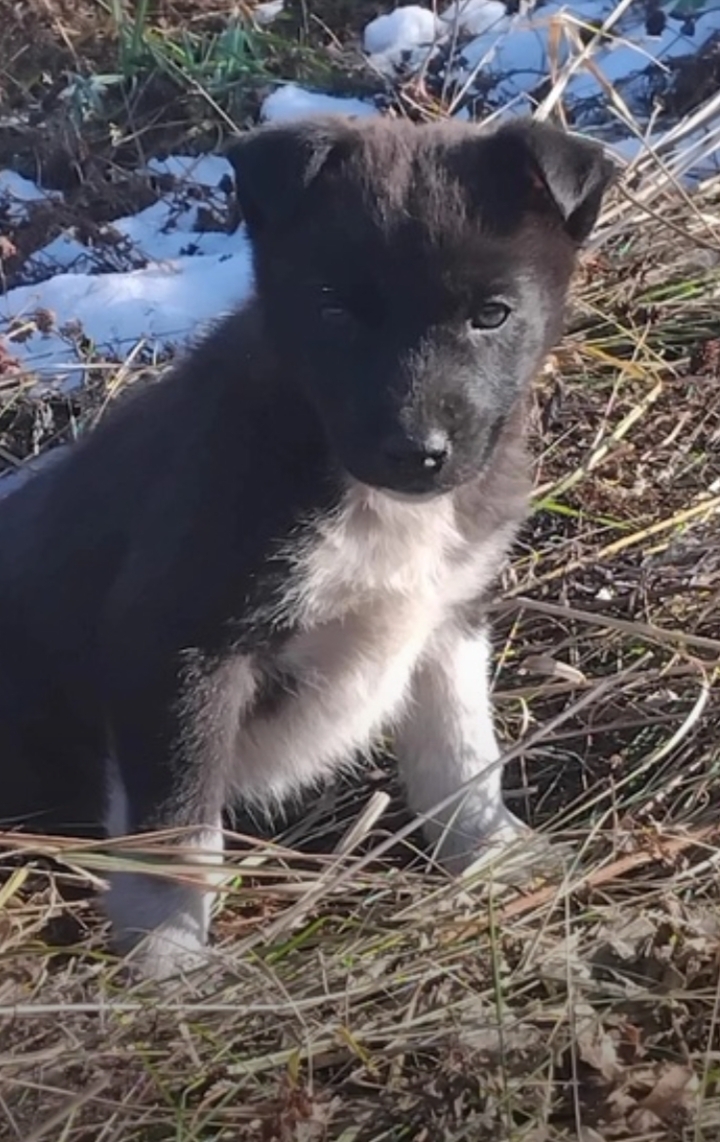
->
[3, 3, 720, 1140]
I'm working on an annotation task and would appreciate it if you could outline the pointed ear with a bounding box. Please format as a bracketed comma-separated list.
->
[225, 118, 353, 235]
[490, 120, 618, 242]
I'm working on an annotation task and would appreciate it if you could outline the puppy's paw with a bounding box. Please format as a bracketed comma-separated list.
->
[434, 808, 527, 875]
[460, 820, 573, 886]
[123, 922, 212, 982]
[436, 809, 571, 885]
[105, 869, 213, 981]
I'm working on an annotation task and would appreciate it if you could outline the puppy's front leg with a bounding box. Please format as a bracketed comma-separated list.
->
[103, 668, 238, 980]
[105, 769, 224, 980]
[395, 621, 529, 872]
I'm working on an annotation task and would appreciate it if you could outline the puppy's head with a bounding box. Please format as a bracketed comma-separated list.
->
[227, 115, 615, 497]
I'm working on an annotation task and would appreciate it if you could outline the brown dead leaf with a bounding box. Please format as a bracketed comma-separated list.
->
[605, 1062, 699, 1133]
[595, 913, 657, 961]
[0, 339, 21, 376]
[576, 1013, 622, 1082]
[0, 235, 18, 260]
[639, 1063, 698, 1120]
[34, 307, 55, 334]
[626, 1106, 664, 1132]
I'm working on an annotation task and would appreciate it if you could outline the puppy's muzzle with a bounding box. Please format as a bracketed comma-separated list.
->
[373, 428, 451, 493]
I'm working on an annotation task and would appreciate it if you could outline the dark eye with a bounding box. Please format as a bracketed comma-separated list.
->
[470, 302, 511, 331]
[320, 288, 354, 326]
[321, 302, 352, 323]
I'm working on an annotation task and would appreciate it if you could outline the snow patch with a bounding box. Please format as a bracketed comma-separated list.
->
[2, 233, 254, 379]
[440, 1, 507, 38]
[364, 6, 439, 55]
[146, 154, 233, 187]
[254, 0, 285, 26]
[362, 1, 720, 128]
[0, 170, 61, 222]
[261, 83, 378, 122]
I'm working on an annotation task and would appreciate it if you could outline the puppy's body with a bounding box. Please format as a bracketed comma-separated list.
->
[0, 307, 523, 822]
[0, 116, 614, 975]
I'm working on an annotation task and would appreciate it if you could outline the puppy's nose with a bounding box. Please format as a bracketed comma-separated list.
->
[381, 430, 451, 474]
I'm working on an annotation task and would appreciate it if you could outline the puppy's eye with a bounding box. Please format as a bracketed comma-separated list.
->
[470, 302, 511, 331]
[319, 288, 354, 325]
[321, 302, 352, 323]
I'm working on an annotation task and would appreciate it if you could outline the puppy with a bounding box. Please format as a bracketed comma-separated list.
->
[0, 115, 614, 976]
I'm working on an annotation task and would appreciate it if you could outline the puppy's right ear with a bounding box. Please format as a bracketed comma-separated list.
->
[226, 118, 352, 235]
[484, 120, 617, 243]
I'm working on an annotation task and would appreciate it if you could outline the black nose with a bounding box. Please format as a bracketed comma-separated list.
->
[380, 430, 451, 476]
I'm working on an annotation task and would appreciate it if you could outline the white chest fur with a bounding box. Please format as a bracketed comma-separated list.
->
[234, 484, 506, 804]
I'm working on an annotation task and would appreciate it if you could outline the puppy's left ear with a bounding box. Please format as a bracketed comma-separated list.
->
[494, 120, 618, 243]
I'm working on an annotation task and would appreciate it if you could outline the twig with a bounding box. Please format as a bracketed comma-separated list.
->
[436, 824, 720, 948]
[23, 1076, 110, 1142]
[494, 596, 720, 659]
[509, 495, 720, 595]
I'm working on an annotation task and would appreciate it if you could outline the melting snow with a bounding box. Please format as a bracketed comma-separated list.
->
[261, 83, 379, 122]
[363, 6, 440, 56]
[0, 170, 61, 221]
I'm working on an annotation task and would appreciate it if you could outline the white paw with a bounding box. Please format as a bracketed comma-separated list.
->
[435, 808, 531, 877]
[431, 806, 572, 885]
[105, 869, 214, 981]
[123, 924, 212, 982]
[459, 818, 572, 884]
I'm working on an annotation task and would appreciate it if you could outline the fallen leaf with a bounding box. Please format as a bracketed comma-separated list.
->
[576, 1014, 622, 1081]
[639, 1062, 698, 1120]
[627, 1106, 664, 1132]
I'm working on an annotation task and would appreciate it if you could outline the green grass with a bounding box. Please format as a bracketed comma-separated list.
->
[107, 0, 280, 91]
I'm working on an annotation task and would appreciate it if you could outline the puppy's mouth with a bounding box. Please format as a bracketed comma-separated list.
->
[375, 485, 445, 504]
[342, 421, 506, 499]
[343, 462, 452, 499]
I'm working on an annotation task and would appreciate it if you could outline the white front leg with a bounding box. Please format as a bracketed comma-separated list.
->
[394, 622, 529, 872]
[104, 759, 226, 979]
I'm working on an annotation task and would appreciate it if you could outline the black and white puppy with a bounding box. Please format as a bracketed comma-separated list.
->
[0, 115, 614, 976]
